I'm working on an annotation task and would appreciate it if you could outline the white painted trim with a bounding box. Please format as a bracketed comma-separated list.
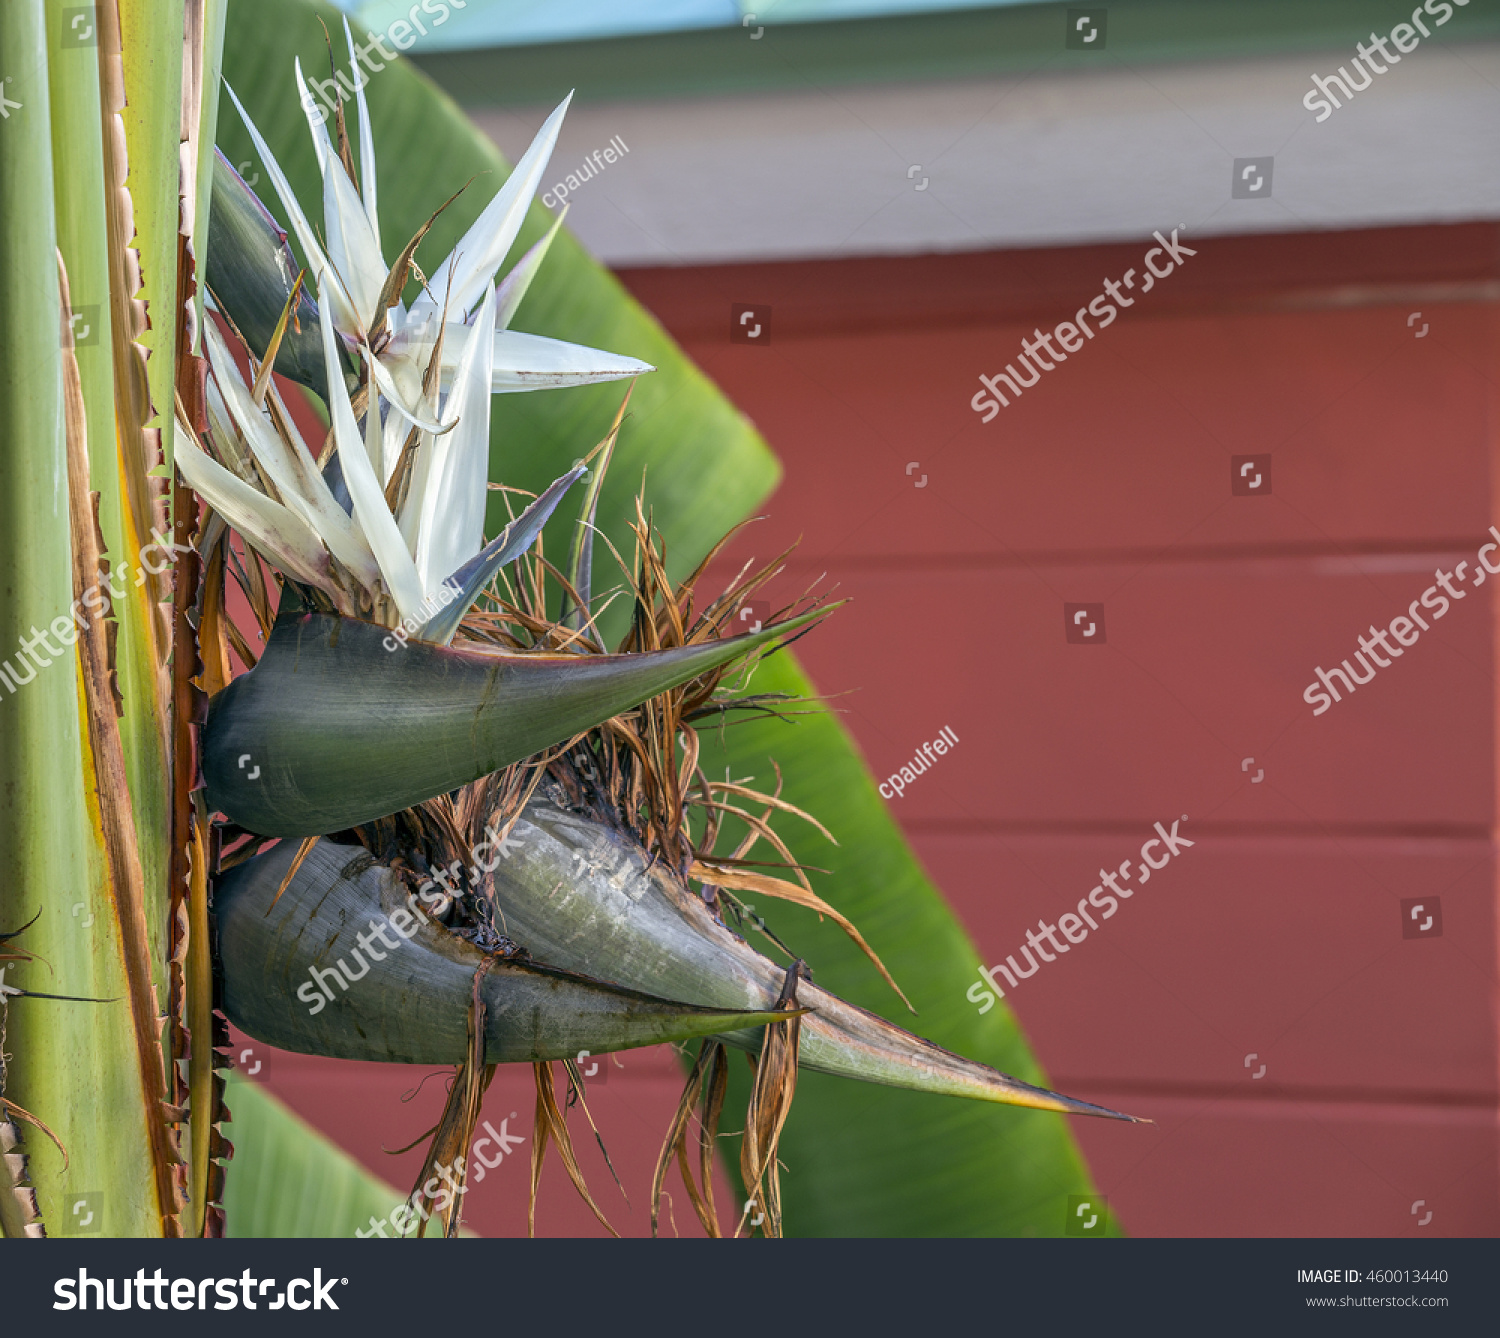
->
[473, 41, 1500, 265]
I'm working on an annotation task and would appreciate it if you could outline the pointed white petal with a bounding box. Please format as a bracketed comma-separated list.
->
[173, 420, 340, 599]
[202, 380, 259, 485]
[226, 79, 364, 340]
[421, 464, 586, 645]
[344, 16, 380, 249]
[323, 158, 385, 330]
[319, 283, 427, 622]
[364, 378, 385, 480]
[361, 344, 450, 435]
[416, 287, 495, 594]
[473, 330, 654, 393]
[381, 398, 409, 487]
[493, 207, 566, 332]
[224, 81, 334, 297]
[396, 430, 432, 554]
[204, 322, 386, 593]
[418, 93, 572, 320]
[292, 57, 338, 175]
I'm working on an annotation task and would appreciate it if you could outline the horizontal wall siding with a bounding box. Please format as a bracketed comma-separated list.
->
[617, 221, 1500, 1236]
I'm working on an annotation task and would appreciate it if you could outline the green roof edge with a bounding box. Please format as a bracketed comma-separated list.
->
[413, 0, 1500, 109]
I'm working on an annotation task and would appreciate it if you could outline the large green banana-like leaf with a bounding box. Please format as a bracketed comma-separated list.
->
[203, 605, 825, 835]
[0, 0, 195, 1239]
[216, 0, 1113, 1235]
[221, 1073, 412, 1237]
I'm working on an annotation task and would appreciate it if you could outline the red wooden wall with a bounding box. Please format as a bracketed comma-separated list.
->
[615, 221, 1500, 1237]
[234, 221, 1500, 1236]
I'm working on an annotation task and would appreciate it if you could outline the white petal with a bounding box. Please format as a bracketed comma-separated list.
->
[365, 378, 386, 481]
[381, 396, 409, 488]
[343, 16, 380, 249]
[396, 430, 432, 555]
[224, 83, 333, 301]
[493, 208, 566, 332]
[202, 380, 258, 484]
[319, 283, 427, 622]
[226, 80, 362, 339]
[417, 93, 572, 321]
[361, 344, 450, 435]
[173, 420, 340, 600]
[203, 323, 386, 594]
[323, 158, 385, 330]
[476, 330, 654, 393]
[292, 57, 338, 175]
[416, 286, 495, 595]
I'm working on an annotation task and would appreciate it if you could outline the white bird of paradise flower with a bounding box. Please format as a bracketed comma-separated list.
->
[175, 19, 648, 646]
